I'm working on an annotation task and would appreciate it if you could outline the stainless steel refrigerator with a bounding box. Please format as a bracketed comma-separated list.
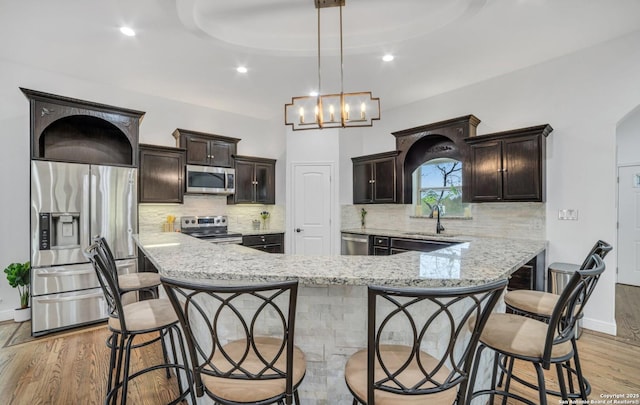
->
[30, 160, 137, 336]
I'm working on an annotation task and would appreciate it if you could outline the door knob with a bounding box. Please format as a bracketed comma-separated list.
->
[295, 228, 303, 233]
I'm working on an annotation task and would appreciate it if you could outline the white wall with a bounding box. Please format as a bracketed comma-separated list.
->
[617, 105, 640, 166]
[338, 31, 640, 334]
[0, 60, 283, 320]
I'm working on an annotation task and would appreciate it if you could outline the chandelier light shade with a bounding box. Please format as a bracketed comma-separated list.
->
[285, 0, 381, 131]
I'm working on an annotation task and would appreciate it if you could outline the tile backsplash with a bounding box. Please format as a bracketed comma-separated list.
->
[341, 202, 545, 240]
[138, 195, 285, 234]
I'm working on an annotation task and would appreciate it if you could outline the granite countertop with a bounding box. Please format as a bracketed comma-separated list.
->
[135, 231, 546, 288]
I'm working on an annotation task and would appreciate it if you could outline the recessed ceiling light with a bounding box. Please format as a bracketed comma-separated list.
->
[236, 66, 248, 73]
[309, 91, 318, 97]
[382, 54, 394, 62]
[120, 26, 136, 37]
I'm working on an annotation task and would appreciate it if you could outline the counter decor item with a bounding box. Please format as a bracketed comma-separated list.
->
[260, 211, 270, 230]
[252, 220, 261, 230]
[3, 261, 31, 322]
[360, 208, 367, 229]
[164, 215, 176, 232]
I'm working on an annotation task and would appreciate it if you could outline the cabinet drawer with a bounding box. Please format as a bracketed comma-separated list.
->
[372, 236, 389, 247]
[242, 233, 284, 246]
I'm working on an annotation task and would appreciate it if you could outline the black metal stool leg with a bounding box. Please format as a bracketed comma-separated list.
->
[533, 362, 548, 405]
[501, 355, 515, 405]
[556, 362, 569, 401]
[571, 338, 590, 400]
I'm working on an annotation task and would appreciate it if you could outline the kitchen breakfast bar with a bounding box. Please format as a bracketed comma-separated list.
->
[135, 232, 546, 404]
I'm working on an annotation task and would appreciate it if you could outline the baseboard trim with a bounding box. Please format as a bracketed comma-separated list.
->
[0, 309, 15, 322]
[582, 317, 616, 335]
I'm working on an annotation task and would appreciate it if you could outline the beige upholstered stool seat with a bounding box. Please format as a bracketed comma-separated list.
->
[202, 337, 306, 403]
[504, 290, 558, 317]
[118, 272, 161, 292]
[107, 298, 178, 333]
[481, 313, 573, 360]
[345, 344, 457, 405]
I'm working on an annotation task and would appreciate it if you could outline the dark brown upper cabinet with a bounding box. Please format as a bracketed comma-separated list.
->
[138, 144, 186, 204]
[231, 155, 276, 204]
[172, 128, 240, 168]
[392, 115, 481, 204]
[352, 151, 400, 204]
[464, 124, 552, 202]
[21, 88, 145, 167]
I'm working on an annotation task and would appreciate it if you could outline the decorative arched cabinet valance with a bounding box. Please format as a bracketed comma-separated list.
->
[21, 88, 145, 167]
[392, 115, 481, 204]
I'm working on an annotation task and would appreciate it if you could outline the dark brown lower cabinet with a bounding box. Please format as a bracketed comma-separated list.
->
[137, 249, 159, 300]
[242, 233, 284, 253]
[370, 235, 460, 255]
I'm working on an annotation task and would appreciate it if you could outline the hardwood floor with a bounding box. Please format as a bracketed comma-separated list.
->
[0, 323, 638, 404]
[0, 322, 181, 404]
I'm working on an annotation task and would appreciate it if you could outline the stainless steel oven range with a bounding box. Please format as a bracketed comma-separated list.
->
[180, 216, 242, 244]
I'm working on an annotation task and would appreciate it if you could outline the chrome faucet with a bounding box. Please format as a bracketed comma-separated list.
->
[433, 205, 445, 234]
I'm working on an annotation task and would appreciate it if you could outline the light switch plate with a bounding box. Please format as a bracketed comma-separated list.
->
[558, 209, 578, 220]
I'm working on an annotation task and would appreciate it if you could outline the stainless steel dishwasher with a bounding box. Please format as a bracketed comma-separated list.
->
[341, 233, 369, 255]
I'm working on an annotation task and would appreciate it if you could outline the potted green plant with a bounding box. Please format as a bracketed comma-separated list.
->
[3, 261, 31, 322]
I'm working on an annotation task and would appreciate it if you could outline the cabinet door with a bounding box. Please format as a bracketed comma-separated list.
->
[234, 160, 256, 203]
[353, 162, 373, 203]
[502, 135, 541, 201]
[373, 158, 396, 202]
[254, 162, 275, 204]
[469, 141, 502, 201]
[185, 136, 210, 165]
[210, 140, 234, 167]
[139, 146, 185, 203]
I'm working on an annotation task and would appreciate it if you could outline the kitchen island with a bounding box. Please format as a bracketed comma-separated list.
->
[135, 231, 545, 404]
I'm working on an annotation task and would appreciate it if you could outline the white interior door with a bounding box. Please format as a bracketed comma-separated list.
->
[292, 164, 332, 255]
[618, 165, 640, 286]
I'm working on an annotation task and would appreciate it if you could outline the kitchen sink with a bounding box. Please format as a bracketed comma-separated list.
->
[402, 232, 458, 238]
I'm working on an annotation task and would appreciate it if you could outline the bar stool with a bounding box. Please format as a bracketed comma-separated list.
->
[93, 236, 161, 300]
[92, 236, 171, 388]
[343, 279, 507, 405]
[161, 277, 307, 405]
[467, 254, 605, 405]
[503, 240, 612, 399]
[85, 243, 195, 405]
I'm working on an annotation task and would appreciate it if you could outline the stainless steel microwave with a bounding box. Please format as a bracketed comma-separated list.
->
[185, 165, 235, 195]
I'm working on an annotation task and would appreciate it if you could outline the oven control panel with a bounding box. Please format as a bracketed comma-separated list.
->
[181, 215, 228, 230]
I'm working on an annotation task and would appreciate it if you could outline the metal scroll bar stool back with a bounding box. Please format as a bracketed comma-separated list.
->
[344, 279, 508, 405]
[161, 277, 307, 405]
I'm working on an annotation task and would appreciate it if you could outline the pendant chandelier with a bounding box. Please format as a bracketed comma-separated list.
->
[284, 0, 380, 131]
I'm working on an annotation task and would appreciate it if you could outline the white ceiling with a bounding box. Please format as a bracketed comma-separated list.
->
[2, 0, 640, 120]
